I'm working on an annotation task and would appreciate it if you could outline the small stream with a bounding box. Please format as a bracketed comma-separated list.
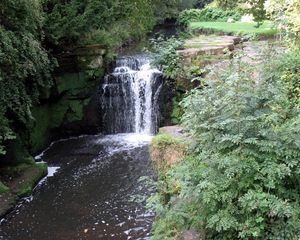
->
[0, 55, 162, 240]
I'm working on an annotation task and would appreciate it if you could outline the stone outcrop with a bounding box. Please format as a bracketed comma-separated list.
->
[178, 35, 241, 64]
[29, 46, 107, 154]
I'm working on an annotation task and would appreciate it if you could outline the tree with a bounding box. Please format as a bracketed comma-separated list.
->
[151, 0, 196, 22]
[0, 0, 52, 155]
[216, 0, 267, 26]
[245, 0, 267, 26]
[265, 0, 300, 47]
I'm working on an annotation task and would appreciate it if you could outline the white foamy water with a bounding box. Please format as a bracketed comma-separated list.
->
[100, 55, 163, 135]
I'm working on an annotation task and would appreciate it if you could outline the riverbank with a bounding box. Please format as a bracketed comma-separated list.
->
[0, 163, 47, 217]
[148, 30, 300, 238]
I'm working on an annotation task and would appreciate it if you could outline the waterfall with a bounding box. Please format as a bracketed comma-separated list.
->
[100, 55, 163, 135]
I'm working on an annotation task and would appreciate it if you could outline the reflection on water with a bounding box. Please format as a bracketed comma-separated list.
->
[0, 133, 154, 240]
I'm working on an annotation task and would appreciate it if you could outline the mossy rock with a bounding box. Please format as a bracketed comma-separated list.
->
[29, 69, 104, 153]
[0, 163, 47, 217]
[4, 136, 36, 166]
[0, 181, 9, 194]
[5, 163, 47, 197]
[30, 96, 91, 153]
[55, 71, 100, 97]
[171, 93, 184, 124]
[0, 192, 17, 217]
[30, 106, 52, 153]
[151, 132, 187, 172]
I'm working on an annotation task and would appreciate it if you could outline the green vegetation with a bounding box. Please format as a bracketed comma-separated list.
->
[43, 0, 156, 50]
[150, 2, 300, 238]
[151, 50, 300, 239]
[215, 0, 267, 25]
[13, 163, 47, 197]
[0, 0, 52, 156]
[171, 95, 184, 124]
[150, 37, 184, 80]
[152, 133, 182, 148]
[266, 0, 300, 48]
[0, 181, 9, 194]
[178, 8, 242, 26]
[0, 0, 198, 164]
[190, 21, 277, 36]
[273, 51, 300, 108]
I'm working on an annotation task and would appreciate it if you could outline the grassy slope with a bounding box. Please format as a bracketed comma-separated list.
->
[190, 21, 277, 36]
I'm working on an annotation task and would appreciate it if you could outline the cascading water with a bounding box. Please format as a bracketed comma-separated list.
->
[100, 55, 163, 135]
[1, 55, 164, 240]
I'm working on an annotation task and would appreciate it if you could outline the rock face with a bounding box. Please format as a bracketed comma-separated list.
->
[30, 71, 104, 154]
[159, 126, 186, 138]
[21, 45, 106, 156]
[158, 80, 176, 127]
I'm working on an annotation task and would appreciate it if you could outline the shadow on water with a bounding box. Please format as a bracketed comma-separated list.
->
[0, 134, 154, 240]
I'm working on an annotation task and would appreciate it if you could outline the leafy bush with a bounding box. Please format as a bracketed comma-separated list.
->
[266, 0, 300, 47]
[151, 52, 300, 239]
[273, 51, 300, 107]
[150, 37, 184, 79]
[178, 7, 242, 26]
[149, 37, 205, 84]
[152, 133, 181, 147]
[43, 0, 156, 50]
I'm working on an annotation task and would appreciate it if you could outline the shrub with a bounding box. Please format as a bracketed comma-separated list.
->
[274, 51, 300, 107]
[178, 7, 242, 26]
[266, 0, 300, 47]
[149, 37, 184, 80]
[151, 52, 300, 239]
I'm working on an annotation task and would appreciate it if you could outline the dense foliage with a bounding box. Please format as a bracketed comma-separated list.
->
[42, 0, 208, 50]
[178, 7, 241, 26]
[266, 0, 300, 47]
[151, 50, 300, 239]
[150, 37, 184, 80]
[0, 0, 199, 158]
[0, 0, 52, 155]
[43, 0, 157, 50]
[215, 0, 267, 25]
[273, 51, 300, 107]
